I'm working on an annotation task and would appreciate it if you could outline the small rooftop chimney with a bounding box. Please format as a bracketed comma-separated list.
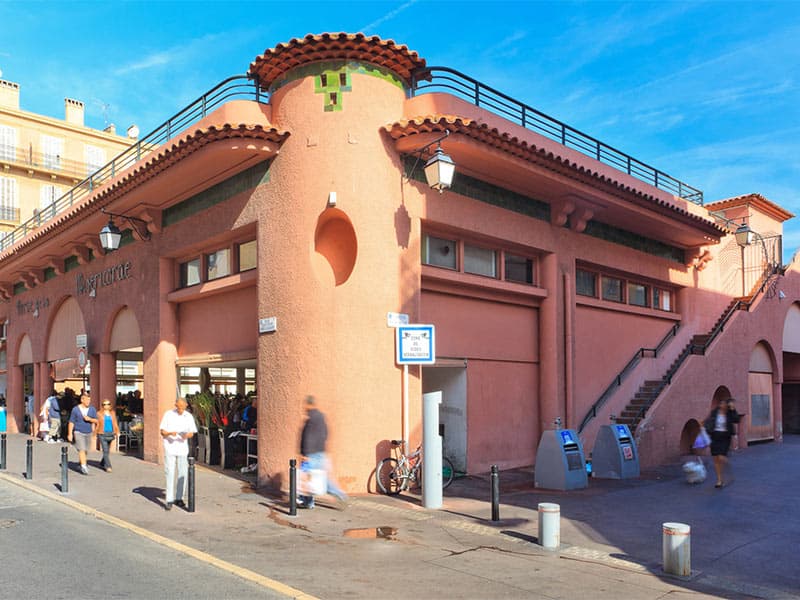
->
[0, 80, 20, 110]
[104, 123, 116, 135]
[64, 97, 84, 126]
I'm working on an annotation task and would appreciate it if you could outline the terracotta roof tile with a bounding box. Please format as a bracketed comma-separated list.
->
[706, 193, 794, 222]
[385, 116, 726, 237]
[0, 124, 288, 259]
[248, 33, 426, 88]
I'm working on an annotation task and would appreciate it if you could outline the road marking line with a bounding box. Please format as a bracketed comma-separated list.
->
[0, 473, 318, 600]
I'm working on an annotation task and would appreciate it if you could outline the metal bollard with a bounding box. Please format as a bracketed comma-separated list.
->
[187, 457, 196, 513]
[0, 433, 6, 470]
[538, 502, 560, 550]
[662, 522, 691, 577]
[25, 439, 33, 479]
[61, 446, 69, 493]
[289, 458, 297, 516]
[490, 465, 500, 521]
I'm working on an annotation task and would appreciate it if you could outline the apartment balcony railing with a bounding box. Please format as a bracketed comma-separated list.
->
[0, 146, 101, 180]
[0, 76, 267, 252]
[410, 67, 704, 205]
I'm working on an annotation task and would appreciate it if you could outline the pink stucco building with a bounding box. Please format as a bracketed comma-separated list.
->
[0, 33, 797, 492]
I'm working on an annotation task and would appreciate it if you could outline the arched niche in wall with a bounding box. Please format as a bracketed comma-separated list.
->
[314, 207, 357, 286]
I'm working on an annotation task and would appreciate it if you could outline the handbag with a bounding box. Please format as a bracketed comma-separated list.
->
[298, 461, 327, 496]
[693, 428, 711, 449]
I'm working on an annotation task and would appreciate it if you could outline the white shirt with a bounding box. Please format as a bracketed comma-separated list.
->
[159, 409, 198, 457]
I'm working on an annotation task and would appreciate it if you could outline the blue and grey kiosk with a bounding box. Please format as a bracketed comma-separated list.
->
[534, 427, 588, 490]
[592, 424, 640, 479]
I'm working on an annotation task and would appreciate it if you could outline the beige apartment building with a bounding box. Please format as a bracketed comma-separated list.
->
[0, 78, 137, 236]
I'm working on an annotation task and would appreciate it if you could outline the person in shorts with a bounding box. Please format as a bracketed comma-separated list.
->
[67, 393, 98, 475]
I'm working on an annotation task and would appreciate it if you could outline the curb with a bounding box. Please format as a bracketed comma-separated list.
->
[0, 471, 319, 600]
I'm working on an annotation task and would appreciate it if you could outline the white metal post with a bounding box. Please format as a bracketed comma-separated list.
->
[422, 391, 443, 509]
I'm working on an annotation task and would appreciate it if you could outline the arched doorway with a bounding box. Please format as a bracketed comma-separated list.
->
[47, 297, 88, 393]
[781, 303, 800, 434]
[748, 342, 775, 442]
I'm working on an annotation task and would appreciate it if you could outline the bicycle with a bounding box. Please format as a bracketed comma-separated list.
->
[376, 439, 455, 495]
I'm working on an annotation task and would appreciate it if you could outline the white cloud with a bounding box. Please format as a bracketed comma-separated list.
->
[360, 1, 420, 33]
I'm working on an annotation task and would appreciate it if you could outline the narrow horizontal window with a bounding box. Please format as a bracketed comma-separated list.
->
[601, 276, 623, 303]
[238, 240, 257, 272]
[505, 253, 534, 284]
[627, 282, 648, 307]
[206, 248, 231, 281]
[576, 269, 597, 297]
[422, 234, 457, 270]
[180, 258, 201, 288]
[464, 244, 496, 278]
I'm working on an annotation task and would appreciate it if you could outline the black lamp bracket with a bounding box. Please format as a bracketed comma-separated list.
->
[404, 130, 450, 181]
[101, 208, 152, 241]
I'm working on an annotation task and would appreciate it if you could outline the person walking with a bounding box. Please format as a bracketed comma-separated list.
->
[97, 400, 120, 472]
[67, 393, 98, 475]
[298, 395, 347, 509]
[159, 397, 197, 510]
[704, 398, 741, 488]
[46, 390, 61, 442]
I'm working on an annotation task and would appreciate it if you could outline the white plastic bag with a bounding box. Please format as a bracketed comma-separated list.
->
[682, 458, 707, 484]
[298, 462, 327, 496]
[693, 429, 711, 450]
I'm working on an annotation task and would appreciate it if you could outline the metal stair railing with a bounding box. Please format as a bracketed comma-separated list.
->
[0, 75, 267, 253]
[410, 66, 703, 205]
[630, 261, 782, 426]
[577, 322, 679, 434]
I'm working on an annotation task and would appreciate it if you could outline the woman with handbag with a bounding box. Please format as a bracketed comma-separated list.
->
[97, 399, 120, 472]
[703, 398, 740, 488]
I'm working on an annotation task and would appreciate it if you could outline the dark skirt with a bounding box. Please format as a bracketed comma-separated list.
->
[710, 431, 731, 456]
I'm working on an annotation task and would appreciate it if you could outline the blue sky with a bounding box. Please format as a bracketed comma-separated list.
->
[2, 1, 799, 258]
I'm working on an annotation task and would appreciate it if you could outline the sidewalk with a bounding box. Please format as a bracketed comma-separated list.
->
[1, 432, 797, 599]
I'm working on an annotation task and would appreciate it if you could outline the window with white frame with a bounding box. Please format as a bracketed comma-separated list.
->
[0, 176, 18, 221]
[0, 126, 16, 161]
[40, 184, 60, 210]
[85, 144, 105, 175]
[41, 135, 63, 169]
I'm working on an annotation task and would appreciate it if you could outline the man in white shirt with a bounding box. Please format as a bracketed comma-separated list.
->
[159, 397, 197, 511]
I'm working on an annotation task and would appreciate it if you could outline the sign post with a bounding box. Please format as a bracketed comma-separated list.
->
[395, 325, 436, 452]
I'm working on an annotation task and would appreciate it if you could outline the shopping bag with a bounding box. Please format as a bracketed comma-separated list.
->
[682, 458, 707, 484]
[693, 429, 711, 450]
[298, 462, 327, 496]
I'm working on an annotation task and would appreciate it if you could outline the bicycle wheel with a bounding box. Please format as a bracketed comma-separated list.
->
[376, 458, 405, 495]
[442, 457, 455, 489]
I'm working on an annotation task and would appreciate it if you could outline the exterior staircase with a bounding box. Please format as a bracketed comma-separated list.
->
[615, 299, 742, 431]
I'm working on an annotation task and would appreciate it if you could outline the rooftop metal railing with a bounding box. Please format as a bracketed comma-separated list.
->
[0, 75, 266, 253]
[410, 67, 704, 205]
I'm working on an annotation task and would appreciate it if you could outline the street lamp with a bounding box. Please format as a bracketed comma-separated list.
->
[406, 130, 456, 193]
[98, 208, 151, 251]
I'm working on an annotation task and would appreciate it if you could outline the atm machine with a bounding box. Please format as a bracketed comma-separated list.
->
[592, 423, 640, 479]
[534, 427, 588, 490]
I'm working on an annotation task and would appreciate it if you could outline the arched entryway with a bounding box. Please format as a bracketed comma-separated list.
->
[781, 303, 800, 434]
[47, 297, 88, 391]
[748, 341, 776, 442]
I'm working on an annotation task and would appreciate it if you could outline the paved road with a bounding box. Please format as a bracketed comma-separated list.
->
[1, 433, 799, 599]
[0, 480, 285, 600]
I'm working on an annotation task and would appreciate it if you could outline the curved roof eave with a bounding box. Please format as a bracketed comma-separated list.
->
[385, 115, 727, 241]
[0, 123, 289, 261]
[248, 32, 426, 89]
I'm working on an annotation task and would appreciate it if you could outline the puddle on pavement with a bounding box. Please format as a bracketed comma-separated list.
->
[267, 507, 310, 531]
[343, 526, 398, 540]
